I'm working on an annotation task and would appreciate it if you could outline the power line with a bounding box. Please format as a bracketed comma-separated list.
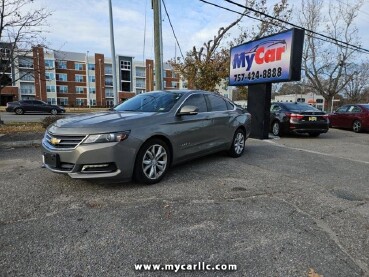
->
[161, 0, 185, 61]
[222, 0, 369, 54]
[198, 0, 369, 54]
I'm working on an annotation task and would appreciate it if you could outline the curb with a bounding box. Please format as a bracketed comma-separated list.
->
[0, 140, 42, 148]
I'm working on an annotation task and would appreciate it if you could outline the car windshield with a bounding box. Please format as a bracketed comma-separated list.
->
[114, 92, 184, 112]
[282, 103, 320, 112]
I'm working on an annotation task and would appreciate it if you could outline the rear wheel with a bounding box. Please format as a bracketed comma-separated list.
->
[15, 108, 24, 115]
[134, 138, 170, 184]
[272, 121, 281, 136]
[352, 120, 362, 133]
[228, 128, 245, 158]
[50, 108, 58, 115]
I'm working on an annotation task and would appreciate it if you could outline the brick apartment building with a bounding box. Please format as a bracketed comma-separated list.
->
[0, 46, 182, 107]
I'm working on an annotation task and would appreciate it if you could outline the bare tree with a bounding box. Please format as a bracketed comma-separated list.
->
[170, 0, 291, 91]
[343, 62, 369, 103]
[299, 0, 363, 112]
[0, 0, 51, 92]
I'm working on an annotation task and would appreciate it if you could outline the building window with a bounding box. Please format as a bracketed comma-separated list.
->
[56, 61, 67, 69]
[120, 60, 131, 70]
[45, 72, 55, 81]
[89, 99, 96, 106]
[297, 98, 305, 103]
[19, 57, 33, 68]
[57, 85, 68, 93]
[171, 81, 177, 88]
[47, 98, 57, 105]
[75, 87, 84, 94]
[105, 88, 114, 98]
[88, 63, 95, 70]
[121, 71, 130, 81]
[121, 82, 130, 91]
[75, 75, 84, 82]
[75, 63, 83, 70]
[316, 99, 323, 103]
[57, 73, 67, 82]
[89, 87, 96, 94]
[88, 75, 95, 83]
[20, 84, 35, 95]
[45, 60, 54, 69]
[46, 85, 56, 93]
[105, 65, 112, 75]
[75, 98, 85, 106]
[105, 77, 113, 86]
[58, 98, 68, 106]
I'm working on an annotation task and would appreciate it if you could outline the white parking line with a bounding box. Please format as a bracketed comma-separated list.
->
[251, 138, 369, 165]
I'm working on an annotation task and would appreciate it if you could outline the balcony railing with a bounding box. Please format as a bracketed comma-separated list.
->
[21, 89, 35, 94]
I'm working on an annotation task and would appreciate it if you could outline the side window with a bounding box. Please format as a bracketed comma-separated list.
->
[206, 94, 227, 112]
[337, 106, 348, 113]
[350, 106, 361, 113]
[225, 100, 234, 110]
[182, 94, 207, 112]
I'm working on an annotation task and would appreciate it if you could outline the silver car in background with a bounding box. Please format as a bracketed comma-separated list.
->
[42, 90, 251, 184]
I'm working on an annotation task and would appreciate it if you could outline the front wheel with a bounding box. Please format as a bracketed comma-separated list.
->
[134, 139, 170, 184]
[228, 129, 245, 158]
[50, 108, 58, 115]
[352, 120, 362, 133]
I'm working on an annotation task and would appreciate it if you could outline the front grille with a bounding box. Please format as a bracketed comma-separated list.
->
[44, 132, 86, 150]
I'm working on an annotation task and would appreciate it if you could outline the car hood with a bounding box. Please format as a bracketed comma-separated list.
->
[48, 111, 156, 134]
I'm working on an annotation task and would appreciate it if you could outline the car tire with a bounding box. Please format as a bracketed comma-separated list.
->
[308, 132, 320, 137]
[352, 120, 362, 133]
[50, 108, 58, 115]
[15, 108, 24, 115]
[228, 128, 245, 158]
[272, 121, 282, 136]
[134, 138, 170, 184]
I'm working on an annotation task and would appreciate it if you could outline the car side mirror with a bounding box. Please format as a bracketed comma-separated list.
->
[177, 105, 199, 116]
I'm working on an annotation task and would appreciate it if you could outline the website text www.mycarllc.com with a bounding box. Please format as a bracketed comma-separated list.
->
[134, 262, 237, 273]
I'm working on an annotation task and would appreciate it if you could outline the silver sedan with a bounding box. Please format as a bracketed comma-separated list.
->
[42, 90, 251, 184]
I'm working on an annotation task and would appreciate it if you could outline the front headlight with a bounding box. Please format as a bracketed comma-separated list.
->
[83, 131, 130, 144]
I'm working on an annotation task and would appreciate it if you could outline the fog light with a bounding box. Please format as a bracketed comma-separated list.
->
[81, 163, 117, 173]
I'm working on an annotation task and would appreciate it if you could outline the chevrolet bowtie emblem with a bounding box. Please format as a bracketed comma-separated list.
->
[50, 137, 61, 145]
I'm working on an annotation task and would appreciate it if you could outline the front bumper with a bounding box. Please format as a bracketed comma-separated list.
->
[42, 137, 139, 180]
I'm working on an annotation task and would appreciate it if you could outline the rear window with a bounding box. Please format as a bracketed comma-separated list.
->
[361, 104, 369, 111]
[282, 103, 320, 112]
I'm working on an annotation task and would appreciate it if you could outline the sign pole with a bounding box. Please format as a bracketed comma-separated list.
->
[248, 83, 272, 139]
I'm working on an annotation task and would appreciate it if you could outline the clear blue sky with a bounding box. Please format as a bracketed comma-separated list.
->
[37, 0, 369, 62]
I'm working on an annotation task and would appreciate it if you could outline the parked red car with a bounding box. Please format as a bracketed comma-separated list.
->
[328, 104, 369, 133]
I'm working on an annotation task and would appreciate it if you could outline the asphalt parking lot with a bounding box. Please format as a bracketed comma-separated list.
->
[1, 128, 368, 276]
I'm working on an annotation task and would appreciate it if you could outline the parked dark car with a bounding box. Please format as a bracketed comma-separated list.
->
[328, 104, 369, 133]
[42, 90, 251, 184]
[6, 100, 65, 115]
[270, 102, 329, 137]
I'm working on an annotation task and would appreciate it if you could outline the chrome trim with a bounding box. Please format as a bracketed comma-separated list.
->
[43, 132, 87, 151]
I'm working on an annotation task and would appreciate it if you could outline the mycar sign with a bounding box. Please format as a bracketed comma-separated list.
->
[229, 28, 304, 86]
[229, 28, 305, 139]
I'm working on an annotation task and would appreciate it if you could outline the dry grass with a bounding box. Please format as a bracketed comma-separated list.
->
[0, 122, 44, 134]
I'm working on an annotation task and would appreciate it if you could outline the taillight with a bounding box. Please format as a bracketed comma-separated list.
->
[289, 113, 304, 123]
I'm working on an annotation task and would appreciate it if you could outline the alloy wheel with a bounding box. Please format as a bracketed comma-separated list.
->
[272, 122, 280, 136]
[234, 132, 245, 155]
[142, 144, 168, 180]
[353, 120, 361, 133]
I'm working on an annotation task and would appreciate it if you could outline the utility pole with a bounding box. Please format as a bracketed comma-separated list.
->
[152, 0, 163, 90]
[108, 0, 119, 105]
[86, 51, 91, 108]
